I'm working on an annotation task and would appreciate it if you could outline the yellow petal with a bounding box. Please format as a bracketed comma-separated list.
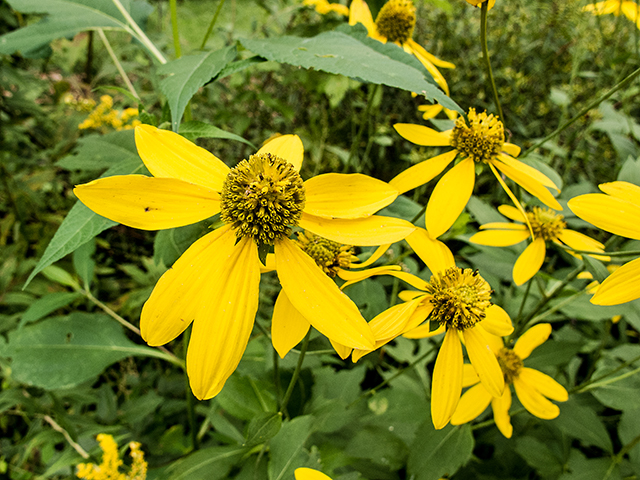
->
[591, 256, 640, 305]
[303, 174, 397, 218]
[513, 377, 560, 419]
[398, 290, 424, 301]
[599, 181, 640, 204]
[260, 253, 277, 273]
[405, 38, 455, 69]
[502, 143, 521, 157]
[135, 124, 229, 191]
[338, 265, 402, 288]
[479, 222, 527, 230]
[393, 123, 452, 146]
[557, 229, 609, 261]
[518, 368, 568, 402]
[621, 1, 640, 23]
[426, 157, 475, 238]
[331, 339, 352, 360]
[271, 290, 311, 359]
[513, 237, 546, 286]
[295, 468, 333, 480]
[497, 153, 559, 191]
[275, 238, 375, 349]
[464, 326, 504, 397]
[489, 163, 534, 237]
[498, 204, 527, 222]
[491, 387, 513, 438]
[299, 213, 415, 246]
[141, 225, 234, 345]
[348, 0, 375, 33]
[451, 383, 492, 425]
[418, 104, 444, 120]
[462, 363, 480, 387]
[491, 159, 562, 211]
[431, 328, 463, 429]
[568, 193, 640, 240]
[406, 228, 455, 273]
[583, 1, 621, 14]
[257, 134, 304, 172]
[351, 244, 391, 268]
[470, 228, 530, 247]
[389, 149, 457, 195]
[513, 323, 551, 360]
[187, 237, 260, 400]
[403, 319, 443, 339]
[74, 175, 220, 230]
[481, 305, 514, 337]
[403, 40, 451, 94]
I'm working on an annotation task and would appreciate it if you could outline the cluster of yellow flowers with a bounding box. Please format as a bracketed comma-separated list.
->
[65, 94, 141, 132]
[76, 434, 147, 480]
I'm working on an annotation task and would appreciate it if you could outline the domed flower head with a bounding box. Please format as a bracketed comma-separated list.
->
[568, 181, 640, 305]
[348, 0, 455, 95]
[470, 204, 609, 285]
[451, 324, 569, 437]
[583, 1, 640, 29]
[392, 108, 562, 238]
[74, 125, 415, 399]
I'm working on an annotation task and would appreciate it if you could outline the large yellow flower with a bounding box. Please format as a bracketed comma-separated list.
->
[470, 205, 609, 285]
[74, 125, 416, 399]
[451, 324, 569, 438]
[392, 108, 562, 238]
[348, 0, 455, 95]
[583, 1, 640, 29]
[568, 181, 640, 305]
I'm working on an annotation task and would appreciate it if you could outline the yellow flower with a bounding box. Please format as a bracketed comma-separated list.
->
[451, 324, 569, 437]
[568, 181, 640, 305]
[348, 0, 455, 95]
[465, 0, 495, 9]
[392, 108, 562, 238]
[304, 0, 349, 16]
[583, 1, 640, 29]
[470, 205, 609, 286]
[75, 126, 415, 399]
[76, 434, 147, 480]
[295, 468, 333, 480]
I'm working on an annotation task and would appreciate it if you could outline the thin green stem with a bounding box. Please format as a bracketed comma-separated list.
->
[526, 289, 586, 325]
[169, 0, 182, 58]
[570, 353, 640, 394]
[520, 65, 640, 159]
[97, 29, 139, 99]
[515, 279, 533, 325]
[280, 330, 311, 417]
[111, 0, 167, 64]
[577, 365, 640, 394]
[561, 247, 640, 258]
[345, 84, 379, 173]
[200, 0, 227, 49]
[410, 205, 427, 225]
[480, 2, 504, 122]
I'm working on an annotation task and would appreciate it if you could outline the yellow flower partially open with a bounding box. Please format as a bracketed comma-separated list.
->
[74, 125, 415, 399]
[583, 1, 640, 29]
[451, 324, 569, 438]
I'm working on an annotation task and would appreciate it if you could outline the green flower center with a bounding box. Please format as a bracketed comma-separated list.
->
[526, 207, 566, 241]
[375, 0, 416, 44]
[497, 347, 523, 384]
[426, 267, 493, 330]
[220, 153, 305, 245]
[450, 108, 505, 163]
[295, 231, 356, 278]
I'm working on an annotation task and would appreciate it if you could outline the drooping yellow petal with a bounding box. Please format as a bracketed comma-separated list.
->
[489, 163, 534, 237]
[418, 104, 444, 120]
[491, 387, 513, 438]
[256, 134, 304, 172]
[271, 290, 311, 359]
[462, 363, 480, 387]
[518, 368, 568, 402]
[141, 225, 234, 345]
[557, 229, 609, 261]
[295, 468, 333, 480]
[464, 326, 504, 397]
[513, 377, 560, 419]
[431, 328, 463, 429]
[498, 204, 527, 222]
[351, 244, 391, 268]
[451, 382, 492, 425]
[331, 339, 352, 360]
[403, 40, 451, 94]
[405, 38, 455, 69]
[275, 237, 375, 349]
[591, 257, 640, 305]
[470, 228, 530, 247]
[135, 124, 229, 191]
[299, 213, 415, 246]
[406, 228, 455, 273]
[599, 181, 640, 204]
[388, 149, 457, 195]
[513, 237, 546, 286]
[568, 193, 640, 240]
[393, 123, 452, 146]
[502, 143, 521, 157]
[497, 153, 560, 191]
[338, 265, 402, 287]
[513, 323, 551, 360]
[479, 222, 528, 230]
[403, 319, 443, 339]
[187, 237, 260, 400]
[425, 157, 475, 238]
[74, 175, 220, 230]
[481, 305, 514, 337]
[303, 174, 397, 218]
[348, 0, 375, 33]
[492, 159, 562, 211]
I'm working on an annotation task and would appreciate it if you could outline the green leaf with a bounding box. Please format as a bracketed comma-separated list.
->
[153, 223, 205, 267]
[244, 412, 283, 447]
[158, 46, 238, 131]
[407, 421, 474, 480]
[216, 374, 277, 420]
[73, 237, 96, 289]
[19, 292, 82, 327]
[158, 446, 246, 480]
[41, 265, 80, 290]
[217, 55, 266, 81]
[268, 415, 315, 480]
[179, 120, 256, 148]
[515, 436, 564, 477]
[558, 449, 619, 480]
[582, 255, 609, 284]
[240, 30, 461, 114]
[551, 398, 613, 452]
[56, 130, 139, 171]
[5, 312, 167, 390]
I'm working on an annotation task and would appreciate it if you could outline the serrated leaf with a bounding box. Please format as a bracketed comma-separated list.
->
[157, 446, 246, 480]
[56, 130, 139, 171]
[5, 312, 167, 390]
[179, 120, 256, 148]
[582, 255, 609, 284]
[268, 415, 315, 480]
[240, 31, 461, 113]
[551, 399, 613, 452]
[158, 46, 238, 131]
[19, 292, 82, 327]
[244, 412, 283, 447]
[73, 237, 96, 289]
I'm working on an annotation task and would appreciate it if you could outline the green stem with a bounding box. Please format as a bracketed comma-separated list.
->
[570, 353, 640, 394]
[111, 0, 167, 64]
[576, 365, 640, 394]
[85, 31, 94, 83]
[345, 84, 379, 173]
[410, 205, 427, 225]
[520, 65, 640, 159]
[561, 247, 640, 258]
[280, 330, 311, 417]
[200, 0, 227, 49]
[526, 289, 585, 325]
[515, 279, 533, 326]
[169, 0, 192, 122]
[97, 29, 140, 99]
[480, 2, 504, 122]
